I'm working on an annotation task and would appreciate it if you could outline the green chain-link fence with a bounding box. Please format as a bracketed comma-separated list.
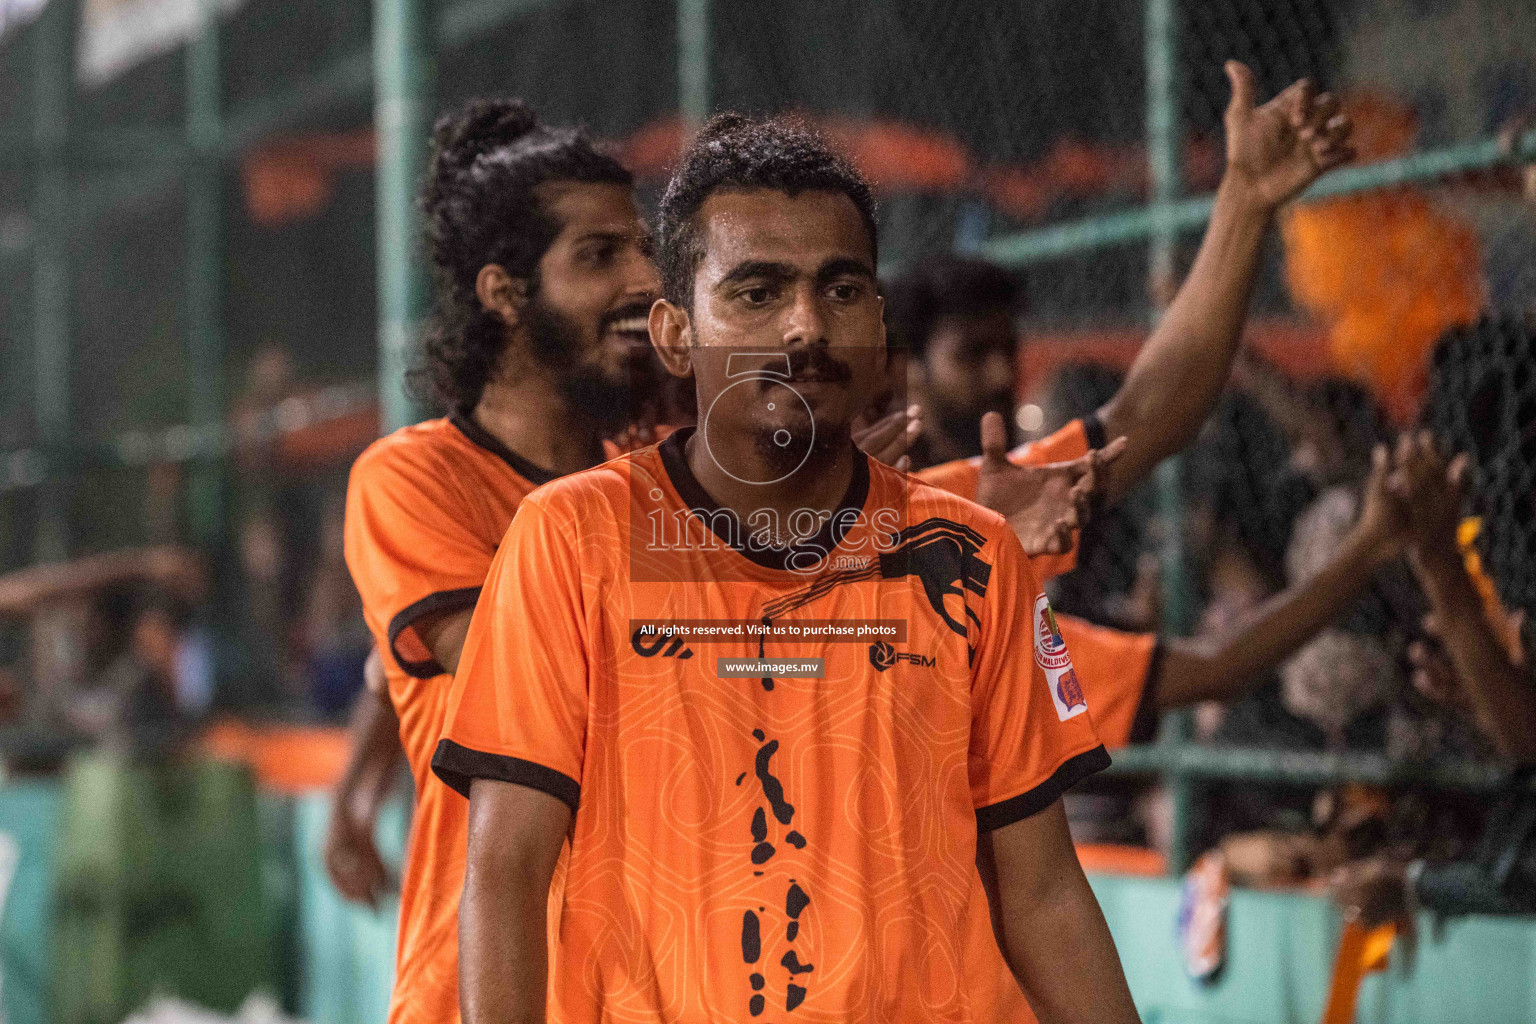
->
[2, 0, 1536, 867]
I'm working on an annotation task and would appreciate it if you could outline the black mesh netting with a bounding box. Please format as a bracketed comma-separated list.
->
[1426, 314, 1536, 638]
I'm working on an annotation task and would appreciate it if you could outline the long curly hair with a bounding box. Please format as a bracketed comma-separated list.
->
[409, 98, 632, 413]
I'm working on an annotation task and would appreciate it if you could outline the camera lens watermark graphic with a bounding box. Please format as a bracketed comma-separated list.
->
[700, 352, 817, 486]
[626, 344, 911, 584]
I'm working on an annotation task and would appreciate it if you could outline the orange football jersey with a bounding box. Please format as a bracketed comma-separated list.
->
[344, 413, 560, 1024]
[434, 429, 1108, 1023]
[1055, 617, 1160, 749]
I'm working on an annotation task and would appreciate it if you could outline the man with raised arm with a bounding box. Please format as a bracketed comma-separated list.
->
[912, 61, 1356, 514]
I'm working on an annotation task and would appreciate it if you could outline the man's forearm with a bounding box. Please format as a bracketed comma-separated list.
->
[1156, 523, 1388, 709]
[980, 803, 1140, 1024]
[1097, 178, 1272, 502]
[997, 872, 1139, 1024]
[461, 780, 571, 1024]
[1412, 543, 1536, 762]
[460, 855, 552, 1024]
[337, 685, 403, 824]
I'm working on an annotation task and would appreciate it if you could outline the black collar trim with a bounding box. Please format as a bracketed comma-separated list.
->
[448, 412, 560, 486]
[657, 426, 871, 572]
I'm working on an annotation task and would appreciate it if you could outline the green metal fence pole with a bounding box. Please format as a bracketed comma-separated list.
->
[1145, 0, 1198, 876]
[677, 0, 711, 129]
[31, 0, 73, 562]
[186, 0, 225, 548]
[374, 0, 435, 433]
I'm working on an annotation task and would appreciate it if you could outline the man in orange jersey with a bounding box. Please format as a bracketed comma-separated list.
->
[436, 114, 1140, 1024]
[908, 62, 1355, 517]
[336, 98, 661, 1024]
[326, 101, 1095, 1024]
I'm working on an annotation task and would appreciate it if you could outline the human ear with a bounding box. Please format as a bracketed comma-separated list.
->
[474, 264, 528, 328]
[649, 299, 694, 378]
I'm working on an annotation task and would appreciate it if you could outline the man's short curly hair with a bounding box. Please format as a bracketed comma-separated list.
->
[655, 113, 878, 308]
[409, 98, 632, 414]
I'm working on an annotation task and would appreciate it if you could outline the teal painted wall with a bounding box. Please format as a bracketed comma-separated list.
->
[3, 776, 1534, 1024]
[0, 781, 59, 1024]
[293, 791, 405, 1024]
[1091, 873, 1536, 1024]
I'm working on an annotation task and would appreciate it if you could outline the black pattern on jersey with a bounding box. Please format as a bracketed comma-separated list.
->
[761, 517, 992, 640]
[740, 729, 813, 1014]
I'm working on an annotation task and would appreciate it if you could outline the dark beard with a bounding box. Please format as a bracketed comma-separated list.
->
[751, 420, 843, 481]
[524, 297, 632, 435]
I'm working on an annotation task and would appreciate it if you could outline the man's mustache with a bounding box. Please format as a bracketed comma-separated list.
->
[775, 347, 852, 386]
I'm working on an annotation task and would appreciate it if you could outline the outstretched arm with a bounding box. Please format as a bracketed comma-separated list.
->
[1393, 433, 1536, 763]
[324, 648, 404, 906]
[460, 778, 571, 1024]
[0, 545, 204, 615]
[1096, 62, 1355, 503]
[978, 800, 1140, 1024]
[1153, 445, 1405, 710]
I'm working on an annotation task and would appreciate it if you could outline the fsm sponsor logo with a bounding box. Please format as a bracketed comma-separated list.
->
[867, 640, 935, 672]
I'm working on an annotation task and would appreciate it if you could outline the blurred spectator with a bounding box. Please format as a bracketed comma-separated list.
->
[1334, 776, 1536, 924]
[1391, 432, 1536, 762]
[1193, 363, 1439, 754]
[885, 255, 1021, 468]
[0, 546, 210, 752]
[301, 497, 371, 720]
[1424, 314, 1536, 635]
[69, 585, 207, 749]
[1327, 125, 1536, 924]
[1277, 487, 1400, 748]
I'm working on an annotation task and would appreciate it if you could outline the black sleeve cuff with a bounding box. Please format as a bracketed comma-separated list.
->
[387, 587, 483, 678]
[1126, 643, 1164, 745]
[431, 738, 581, 811]
[976, 744, 1111, 832]
[1082, 413, 1107, 452]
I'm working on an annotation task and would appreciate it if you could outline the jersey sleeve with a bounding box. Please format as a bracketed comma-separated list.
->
[913, 416, 1100, 582]
[430, 496, 588, 811]
[344, 442, 496, 679]
[968, 525, 1109, 832]
[911, 456, 984, 502]
[1018, 414, 1101, 465]
[1055, 615, 1161, 748]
